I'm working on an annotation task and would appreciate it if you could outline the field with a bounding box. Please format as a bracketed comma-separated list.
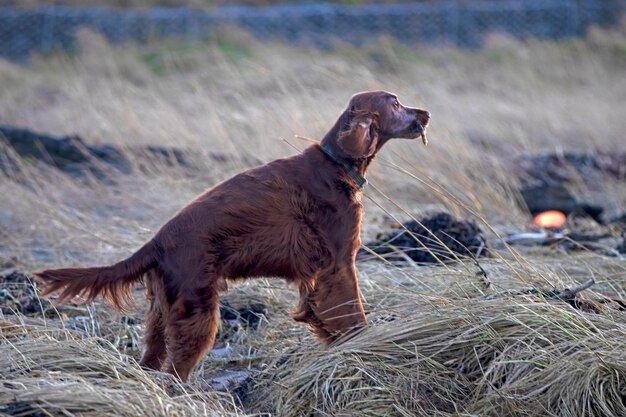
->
[1, 25, 626, 416]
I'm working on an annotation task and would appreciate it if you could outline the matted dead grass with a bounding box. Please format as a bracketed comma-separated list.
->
[0, 321, 241, 416]
[249, 299, 626, 417]
[2, 254, 623, 417]
[0, 250, 625, 416]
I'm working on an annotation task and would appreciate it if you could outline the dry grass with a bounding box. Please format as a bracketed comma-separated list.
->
[250, 299, 626, 417]
[0, 320, 240, 416]
[1, 25, 626, 416]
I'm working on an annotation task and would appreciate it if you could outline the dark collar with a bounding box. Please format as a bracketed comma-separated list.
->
[320, 145, 368, 190]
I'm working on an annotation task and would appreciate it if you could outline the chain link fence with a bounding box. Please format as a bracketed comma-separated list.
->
[1, 0, 624, 61]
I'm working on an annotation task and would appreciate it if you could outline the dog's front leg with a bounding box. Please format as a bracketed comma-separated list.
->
[308, 263, 367, 344]
[291, 281, 334, 342]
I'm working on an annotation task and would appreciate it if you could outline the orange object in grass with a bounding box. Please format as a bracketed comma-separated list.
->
[532, 210, 566, 229]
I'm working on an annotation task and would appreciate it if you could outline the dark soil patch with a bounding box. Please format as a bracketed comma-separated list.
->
[514, 151, 626, 222]
[359, 212, 490, 264]
[516, 152, 626, 185]
[0, 401, 48, 417]
[0, 125, 131, 177]
[220, 299, 268, 330]
[610, 212, 626, 228]
[0, 269, 91, 318]
[0, 269, 54, 316]
[520, 184, 604, 221]
[616, 236, 626, 254]
[493, 280, 626, 314]
[217, 299, 269, 345]
[503, 210, 626, 256]
[0, 125, 202, 179]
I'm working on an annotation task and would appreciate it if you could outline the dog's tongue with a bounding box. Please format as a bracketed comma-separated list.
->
[420, 131, 428, 146]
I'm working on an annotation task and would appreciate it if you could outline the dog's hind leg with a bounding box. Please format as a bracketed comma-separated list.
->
[140, 305, 167, 370]
[162, 278, 221, 382]
[139, 269, 168, 371]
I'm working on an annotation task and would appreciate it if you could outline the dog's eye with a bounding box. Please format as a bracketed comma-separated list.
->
[393, 99, 400, 108]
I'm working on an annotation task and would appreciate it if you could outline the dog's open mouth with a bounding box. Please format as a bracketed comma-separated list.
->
[410, 121, 428, 146]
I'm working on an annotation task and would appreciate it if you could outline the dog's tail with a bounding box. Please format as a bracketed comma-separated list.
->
[33, 240, 158, 311]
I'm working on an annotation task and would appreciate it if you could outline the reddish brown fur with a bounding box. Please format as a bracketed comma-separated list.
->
[34, 91, 430, 382]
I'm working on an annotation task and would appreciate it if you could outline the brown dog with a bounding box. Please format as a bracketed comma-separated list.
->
[34, 91, 430, 382]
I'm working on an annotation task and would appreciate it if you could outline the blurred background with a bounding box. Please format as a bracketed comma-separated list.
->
[1, 0, 625, 268]
[1, 0, 624, 59]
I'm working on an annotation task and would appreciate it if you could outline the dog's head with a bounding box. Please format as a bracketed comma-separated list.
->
[336, 91, 430, 159]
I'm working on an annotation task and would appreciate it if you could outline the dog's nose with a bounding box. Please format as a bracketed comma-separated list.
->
[418, 110, 431, 126]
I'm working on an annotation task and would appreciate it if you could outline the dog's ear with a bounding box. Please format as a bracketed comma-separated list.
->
[337, 111, 379, 159]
